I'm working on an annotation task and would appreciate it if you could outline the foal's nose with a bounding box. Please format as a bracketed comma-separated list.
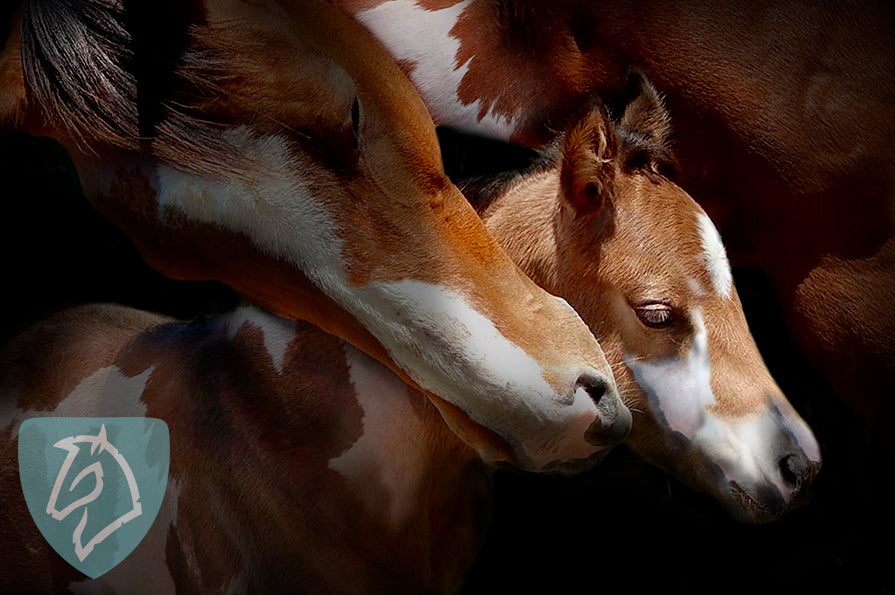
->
[579, 373, 632, 446]
[778, 451, 821, 497]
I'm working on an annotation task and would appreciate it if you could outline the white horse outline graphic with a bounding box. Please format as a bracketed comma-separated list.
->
[45, 425, 143, 562]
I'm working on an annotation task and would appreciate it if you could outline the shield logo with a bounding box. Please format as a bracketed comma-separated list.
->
[18, 417, 170, 578]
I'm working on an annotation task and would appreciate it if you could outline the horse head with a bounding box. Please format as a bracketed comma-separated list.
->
[477, 72, 820, 521]
[0, 0, 630, 471]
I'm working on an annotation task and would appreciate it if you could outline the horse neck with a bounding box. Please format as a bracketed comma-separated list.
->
[148, 308, 486, 589]
[478, 166, 565, 292]
[339, 0, 626, 146]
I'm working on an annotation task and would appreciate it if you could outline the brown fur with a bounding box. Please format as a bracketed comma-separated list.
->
[1, 304, 489, 592]
[0, 85, 817, 590]
[478, 82, 818, 520]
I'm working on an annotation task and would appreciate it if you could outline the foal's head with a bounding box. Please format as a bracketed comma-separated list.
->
[478, 73, 820, 521]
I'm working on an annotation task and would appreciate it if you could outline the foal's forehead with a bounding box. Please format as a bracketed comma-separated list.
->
[616, 180, 732, 299]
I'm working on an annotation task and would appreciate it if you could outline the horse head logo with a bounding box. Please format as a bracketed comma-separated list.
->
[19, 417, 169, 578]
[46, 425, 143, 562]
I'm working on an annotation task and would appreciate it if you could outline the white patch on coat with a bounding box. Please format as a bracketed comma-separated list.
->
[697, 213, 733, 298]
[5, 366, 155, 439]
[693, 408, 818, 503]
[329, 342, 430, 526]
[355, 0, 522, 139]
[355, 279, 601, 468]
[68, 479, 182, 595]
[155, 128, 344, 293]
[625, 310, 714, 438]
[153, 128, 601, 467]
[224, 307, 296, 374]
[694, 410, 786, 493]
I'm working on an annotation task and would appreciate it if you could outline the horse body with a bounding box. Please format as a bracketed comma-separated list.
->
[337, 0, 895, 442]
[0, 0, 632, 470]
[0, 304, 488, 593]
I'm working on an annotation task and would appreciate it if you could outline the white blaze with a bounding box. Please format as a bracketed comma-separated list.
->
[697, 213, 733, 298]
[356, 279, 600, 467]
[625, 310, 714, 438]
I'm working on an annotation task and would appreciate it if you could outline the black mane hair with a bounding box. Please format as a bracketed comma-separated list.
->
[20, 0, 231, 172]
[22, 0, 139, 151]
[448, 73, 680, 215]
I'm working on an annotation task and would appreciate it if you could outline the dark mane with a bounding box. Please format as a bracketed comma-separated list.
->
[447, 87, 679, 214]
[439, 129, 560, 214]
[22, 0, 138, 151]
[20, 0, 237, 173]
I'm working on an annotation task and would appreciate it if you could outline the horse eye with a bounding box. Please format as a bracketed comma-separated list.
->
[635, 303, 674, 329]
[351, 98, 361, 137]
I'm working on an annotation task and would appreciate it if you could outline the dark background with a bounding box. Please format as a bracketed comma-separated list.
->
[1, 130, 892, 594]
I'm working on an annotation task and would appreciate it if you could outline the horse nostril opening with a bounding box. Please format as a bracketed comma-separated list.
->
[582, 377, 607, 405]
[779, 453, 809, 491]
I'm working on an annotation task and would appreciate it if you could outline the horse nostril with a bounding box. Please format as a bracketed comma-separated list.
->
[779, 453, 809, 492]
[580, 376, 608, 405]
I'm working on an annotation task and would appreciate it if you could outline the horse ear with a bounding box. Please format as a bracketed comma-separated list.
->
[615, 68, 672, 147]
[560, 110, 614, 217]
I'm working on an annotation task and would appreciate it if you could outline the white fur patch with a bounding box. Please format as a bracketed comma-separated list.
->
[625, 310, 714, 438]
[4, 366, 155, 437]
[329, 342, 428, 526]
[155, 128, 345, 289]
[692, 408, 819, 499]
[697, 213, 733, 298]
[355, 0, 522, 139]
[224, 307, 296, 374]
[356, 279, 599, 467]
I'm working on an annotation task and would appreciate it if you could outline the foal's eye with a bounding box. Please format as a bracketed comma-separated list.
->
[350, 98, 361, 136]
[635, 303, 674, 329]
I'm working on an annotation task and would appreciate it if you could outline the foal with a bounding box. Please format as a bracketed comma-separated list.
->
[474, 74, 820, 521]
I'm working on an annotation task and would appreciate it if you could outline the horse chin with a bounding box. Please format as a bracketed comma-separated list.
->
[538, 448, 613, 476]
[725, 481, 790, 524]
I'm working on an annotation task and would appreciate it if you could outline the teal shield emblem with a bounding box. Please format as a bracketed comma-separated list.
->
[18, 417, 170, 578]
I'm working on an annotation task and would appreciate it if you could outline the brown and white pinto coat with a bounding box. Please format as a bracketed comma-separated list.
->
[0, 86, 819, 593]
[337, 0, 895, 445]
[0, 0, 631, 470]
[1, 304, 489, 593]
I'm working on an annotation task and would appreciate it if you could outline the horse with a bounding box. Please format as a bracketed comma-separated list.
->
[0, 78, 819, 593]
[336, 0, 895, 445]
[0, 0, 632, 471]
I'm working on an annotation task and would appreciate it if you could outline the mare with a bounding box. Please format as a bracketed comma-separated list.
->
[0, 0, 631, 471]
[337, 0, 895, 445]
[0, 80, 819, 593]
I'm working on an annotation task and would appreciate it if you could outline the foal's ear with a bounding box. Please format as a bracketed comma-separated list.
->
[560, 110, 614, 218]
[612, 68, 672, 148]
